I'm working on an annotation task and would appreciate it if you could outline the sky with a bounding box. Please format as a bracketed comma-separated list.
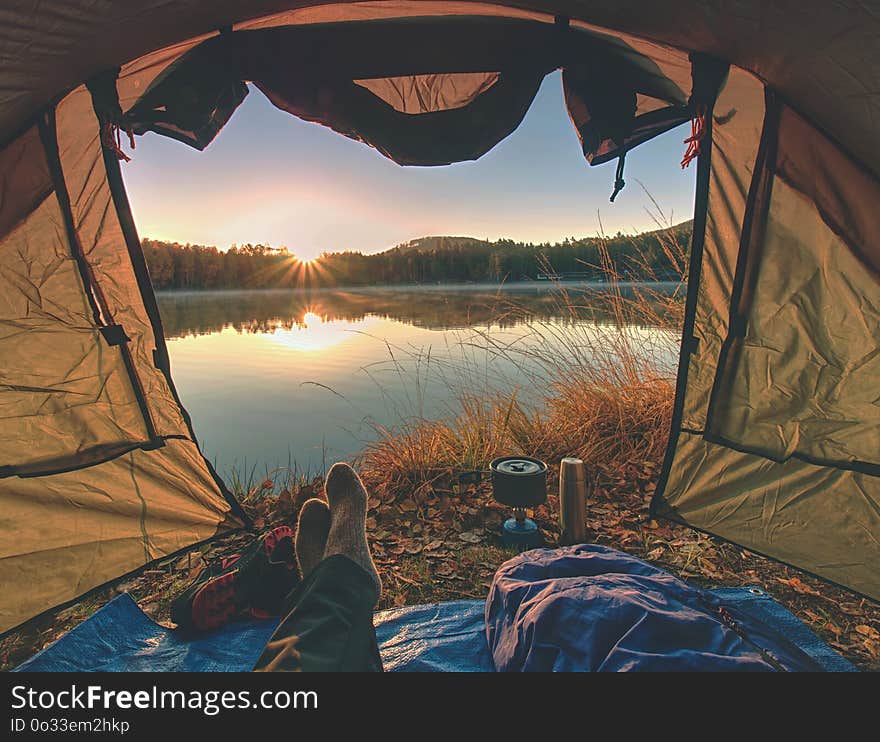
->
[122, 71, 696, 262]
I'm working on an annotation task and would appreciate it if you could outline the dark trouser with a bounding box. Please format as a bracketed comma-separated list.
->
[253, 554, 383, 672]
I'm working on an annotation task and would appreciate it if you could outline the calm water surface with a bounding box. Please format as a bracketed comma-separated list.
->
[157, 284, 677, 477]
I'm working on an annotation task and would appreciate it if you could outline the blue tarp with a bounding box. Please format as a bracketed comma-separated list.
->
[17, 545, 854, 672]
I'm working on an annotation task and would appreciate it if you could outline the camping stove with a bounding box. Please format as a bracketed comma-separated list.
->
[490, 456, 547, 548]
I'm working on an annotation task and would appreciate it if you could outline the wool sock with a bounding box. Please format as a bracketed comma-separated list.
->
[295, 498, 331, 579]
[323, 462, 382, 601]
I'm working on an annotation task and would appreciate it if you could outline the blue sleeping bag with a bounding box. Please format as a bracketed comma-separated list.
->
[486, 545, 826, 672]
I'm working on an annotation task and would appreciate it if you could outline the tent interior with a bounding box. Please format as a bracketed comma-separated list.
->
[1, 1, 878, 641]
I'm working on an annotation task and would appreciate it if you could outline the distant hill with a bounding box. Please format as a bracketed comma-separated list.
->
[385, 236, 492, 254]
[380, 222, 692, 265]
[143, 221, 693, 290]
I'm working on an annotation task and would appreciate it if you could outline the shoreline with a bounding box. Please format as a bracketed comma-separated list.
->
[154, 280, 684, 296]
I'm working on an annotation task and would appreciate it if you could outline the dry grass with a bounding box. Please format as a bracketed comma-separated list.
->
[356, 211, 687, 498]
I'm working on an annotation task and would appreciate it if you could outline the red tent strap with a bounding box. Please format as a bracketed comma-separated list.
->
[680, 104, 707, 169]
[100, 122, 135, 162]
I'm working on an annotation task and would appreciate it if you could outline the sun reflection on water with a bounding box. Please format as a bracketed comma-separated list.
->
[264, 308, 380, 352]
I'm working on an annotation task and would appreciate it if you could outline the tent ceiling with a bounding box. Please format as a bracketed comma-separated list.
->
[1, 1, 878, 177]
[116, 17, 690, 165]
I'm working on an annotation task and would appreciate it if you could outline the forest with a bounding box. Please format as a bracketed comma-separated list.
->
[142, 221, 692, 290]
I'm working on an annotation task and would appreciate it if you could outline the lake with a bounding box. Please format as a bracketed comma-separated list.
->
[157, 283, 679, 479]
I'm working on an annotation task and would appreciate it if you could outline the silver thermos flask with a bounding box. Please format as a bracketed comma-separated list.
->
[559, 457, 588, 545]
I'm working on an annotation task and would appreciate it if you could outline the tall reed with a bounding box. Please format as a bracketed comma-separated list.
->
[356, 210, 689, 496]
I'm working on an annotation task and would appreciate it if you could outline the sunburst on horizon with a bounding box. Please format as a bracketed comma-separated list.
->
[240, 252, 329, 287]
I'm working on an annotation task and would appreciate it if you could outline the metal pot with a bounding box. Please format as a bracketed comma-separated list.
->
[489, 456, 548, 508]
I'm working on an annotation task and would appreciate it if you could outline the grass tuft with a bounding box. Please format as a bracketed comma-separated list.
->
[355, 208, 688, 497]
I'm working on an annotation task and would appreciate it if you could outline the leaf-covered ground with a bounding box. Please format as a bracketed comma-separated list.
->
[3, 469, 878, 672]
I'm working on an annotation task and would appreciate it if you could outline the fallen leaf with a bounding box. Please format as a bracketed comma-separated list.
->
[855, 625, 880, 640]
[778, 577, 820, 596]
[824, 622, 842, 637]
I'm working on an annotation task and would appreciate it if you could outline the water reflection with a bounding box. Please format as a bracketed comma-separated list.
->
[156, 282, 679, 338]
[156, 283, 679, 472]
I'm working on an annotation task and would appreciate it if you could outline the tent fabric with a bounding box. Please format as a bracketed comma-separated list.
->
[113, 4, 552, 122]
[774, 105, 880, 279]
[14, 584, 855, 672]
[0, 82, 243, 634]
[55, 86, 193, 442]
[2, 1, 879, 179]
[121, 17, 689, 165]
[675, 66, 766, 434]
[0, 125, 51, 240]
[0, 143, 152, 475]
[116, 33, 218, 114]
[655, 434, 880, 600]
[487, 545, 829, 672]
[0, 438, 239, 633]
[707, 175, 880, 469]
[236, 2, 698, 115]
[705, 97, 880, 469]
[654, 61, 880, 598]
[561, 64, 686, 165]
[233, 1, 550, 31]
[353, 72, 501, 114]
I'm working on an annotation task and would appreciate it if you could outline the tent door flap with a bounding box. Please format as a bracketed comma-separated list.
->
[702, 90, 880, 475]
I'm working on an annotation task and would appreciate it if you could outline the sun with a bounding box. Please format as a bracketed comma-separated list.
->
[240, 252, 326, 287]
[288, 254, 327, 286]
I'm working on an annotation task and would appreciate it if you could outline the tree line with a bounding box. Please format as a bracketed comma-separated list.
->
[141, 221, 692, 290]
